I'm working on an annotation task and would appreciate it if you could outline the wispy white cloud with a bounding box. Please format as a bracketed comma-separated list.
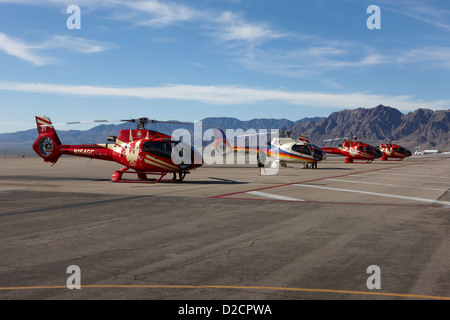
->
[0, 33, 115, 65]
[118, 0, 199, 27]
[2, 0, 450, 75]
[0, 33, 51, 66]
[395, 46, 450, 68]
[1, 0, 286, 44]
[210, 11, 288, 43]
[0, 0, 96, 6]
[108, 0, 450, 74]
[237, 39, 450, 78]
[1, 81, 448, 111]
[36, 36, 115, 54]
[109, 1, 288, 45]
[40, 35, 115, 54]
[235, 43, 391, 78]
[348, 0, 450, 32]
[383, 0, 450, 32]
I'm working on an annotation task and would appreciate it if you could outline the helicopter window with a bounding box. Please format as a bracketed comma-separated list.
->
[142, 141, 151, 153]
[292, 144, 311, 155]
[359, 146, 372, 153]
[142, 140, 173, 159]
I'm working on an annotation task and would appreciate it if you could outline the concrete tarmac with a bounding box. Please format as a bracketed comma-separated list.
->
[0, 155, 449, 300]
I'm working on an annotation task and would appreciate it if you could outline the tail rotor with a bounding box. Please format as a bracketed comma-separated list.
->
[32, 116, 62, 163]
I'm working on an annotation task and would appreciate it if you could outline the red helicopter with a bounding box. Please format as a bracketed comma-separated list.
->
[378, 142, 412, 161]
[32, 116, 203, 183]
[321, 137, 383, 163]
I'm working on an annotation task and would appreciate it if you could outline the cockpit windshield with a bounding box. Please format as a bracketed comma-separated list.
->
[142, 139, 201, 169]
[358, 145, 382, 156]
[292, 144, 312, 155]
[359, 146, 372, 153]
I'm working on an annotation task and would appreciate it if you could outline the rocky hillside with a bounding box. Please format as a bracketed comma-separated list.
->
[290, 105, 450, 151]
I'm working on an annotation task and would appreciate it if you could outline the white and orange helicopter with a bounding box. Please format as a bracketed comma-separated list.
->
[212, 129, 327, 169]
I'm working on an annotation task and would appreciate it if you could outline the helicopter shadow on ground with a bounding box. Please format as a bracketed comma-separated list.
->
[153, 176, 249, 185]
[0, 175, 111, 182]
[0, 175, 250, 185]
[284, 166, 353, 170]
[308, 167, 354, 170]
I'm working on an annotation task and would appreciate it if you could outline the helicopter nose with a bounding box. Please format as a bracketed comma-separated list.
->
[313, 149, 326, 161]
[175, 147, 203, 170]
[374, 148, 383, 158]
[405, 149, 412, 157]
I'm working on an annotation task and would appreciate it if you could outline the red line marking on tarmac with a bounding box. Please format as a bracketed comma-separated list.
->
[214, 196, 445, 208]
[209, 159, 449, 208]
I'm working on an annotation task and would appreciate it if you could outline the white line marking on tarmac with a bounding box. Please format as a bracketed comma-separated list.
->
[348, 174, 450, 186]
[294, 184, 450, 206]
[247, 191, 304, 202]
[356, 169, 448, 179]
[327, 179, 447, 191]
[356, 170, 450, 179]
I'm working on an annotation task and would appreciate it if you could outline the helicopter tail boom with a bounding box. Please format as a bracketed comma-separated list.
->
[32, 116, 62, 163]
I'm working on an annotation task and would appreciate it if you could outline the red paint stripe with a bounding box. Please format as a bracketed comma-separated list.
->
[216, 196, 445, 209]
[209, 160, 432, 199]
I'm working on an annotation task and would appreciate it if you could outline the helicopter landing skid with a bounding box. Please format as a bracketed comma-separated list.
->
[344, 157, 374, 164]
[111, 167, 168, 183]
[381, 156, 403, 161]
[111, 167, 189, 183]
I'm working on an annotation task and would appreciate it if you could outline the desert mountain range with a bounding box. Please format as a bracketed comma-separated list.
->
[1, 105, 449, 156]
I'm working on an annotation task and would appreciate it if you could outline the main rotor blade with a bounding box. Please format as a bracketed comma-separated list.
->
[323, 137, 348, 142]
[149, 120, 220, 129]
[41, 119, 123, 127]
[41, 117, 223, 130]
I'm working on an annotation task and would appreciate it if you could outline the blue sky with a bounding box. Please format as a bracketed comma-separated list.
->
[1, 0, 450, 133]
